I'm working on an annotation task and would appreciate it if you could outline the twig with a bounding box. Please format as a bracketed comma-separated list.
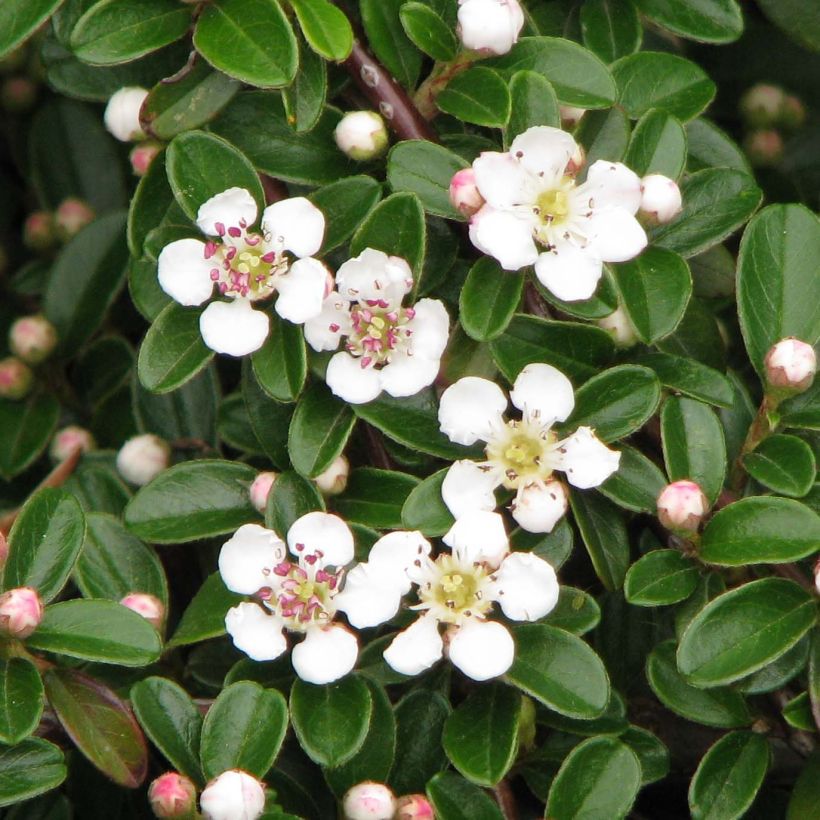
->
[362, 424, 393, 471]
[492, 779, 518, 820]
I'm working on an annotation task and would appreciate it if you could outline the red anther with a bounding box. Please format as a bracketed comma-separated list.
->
[228, 226, 242, 238]
[215, 222, 226, 236]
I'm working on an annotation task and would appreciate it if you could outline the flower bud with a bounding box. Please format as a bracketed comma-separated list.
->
[104, 86, 148, 142]
[0, 587, 43, 639]
[49, 425, 96, 462]
[1, 76, 37, 112]
[315, 455, 350, 496]
[55, 198, 95, 241]
[130, 141, 163, 177]
[657, 480, 708, 533]
[249, 471, 278, 514]
[121, 593, 165, 630]
[565, 143, 586, 176]
[781, 94, 806, 130]
[743, 129, 783, 168]
[0, 357, 34, 400]
[457, 0, 525, 56]
[23, 210, 57, 252]
[9, 315, 58, 364]
[449, 168, 485, 217]
[739, 83, 785, 128]
[116, 434, 171, 486]
[334, 111, 389, 161]
[148, 772, 197, 818]
[765, 338, 817, 392]
[396, 794, 435, 820]
[560, 105, 586, 130]
[200, 770, 266, 820]
[343, 782, 397, 820]
[597, 306, 638, 348]
[639, 174, 682, 224]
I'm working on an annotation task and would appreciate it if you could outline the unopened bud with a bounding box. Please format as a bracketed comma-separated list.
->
[0, 357, 33, 400]
[1, 76, 37, 111]
[639, 174, 682, 224]
[449, 168, 485, 217]
[315, 455, 349, 496]
[740, 83, 786, 128]
[9, 314, 58, 364]
[104, 86, 148, 142]
[121, 593, 165, 629]
[743, 129, 783, 168]
[560, 105, 586, 130]
[781, 94, 806, 130]
[396, 794, 435, 820]
[815, 558, 820, 596]
[200, 770, 266, 820]
[50, 425, 96, 462]
[249, 471, 278, 514]
[343, 782, 397, 820]
[23, 211, 57, 252]
[334, 111, 389, 161]
[0, 587, 43, 639]
[765, 338, 817, 393]
[457, 0, 525, 55]
[597, 306, 638, 348]
[116, 434, 171, 486]
[55, 198, 95, 241]
[657, 480, 708, 533]
[565, 143, 586, 176]
[148, 772, 197, 818]
[130, 141, 163, 177]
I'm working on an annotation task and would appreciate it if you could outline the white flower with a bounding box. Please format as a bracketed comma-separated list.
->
[200, 770, 266, 820]
[157, 188, 328, 357]
[304, 249, 449, 404]
[467, 126, 648, 301]
[338, 514, 559, 681]
[116, 434, 170, 486]
[104, 87, 148, 141]
[221, 514, 365, 684]
[335, 111, 389, 161]
[438, 364, 621, 532]
[457, 0, 525, 55]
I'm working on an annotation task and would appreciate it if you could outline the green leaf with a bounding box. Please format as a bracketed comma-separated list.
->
[399, 2, 458, 61]
[546, 736, 641, 820]
[0, 739, 66, 808]
[738, 634, 810, 695]
[0, 659, 43, 746]
[289, 676, 372, 767]
[744, 435, 816, 498]
[0, 393, 59, 481]
[168, 572, 243, 648]
[611, 52, 716, 121]
[265, 470, 324, 535]
[580, 0, 642, 63]
[308, 176, 383, 252]
[512, 519, 574, 570]
[201, 682, 288, 779]
[0, 0, 65, 58]
[242, 362, 293, 468]
[621, 726, 670, 786]
[625, 550, 698, 606]
[686, 117, 750, 174]
[783, 691, 815, 731]
[688, 731, 769, 820]
[788, 750, 820, 820]
[43, 668, 147, 788]
[647, 641, 751, 728]
[360, 0, 422, 88]
[426, 771, 503, 820]
[251, 312, 307, 403]
[289, 0, 353, 61]
[737, 204, 820, 376]
[334, 468, 420, 529]
[282, 31, 327, 133]
[505, 71, 561, 143]
[5, 488, 85, 603]
[598, 445, 667, 514]
[634, 0, 743, 44]
[637, 352, 733, 408]
[489, 37, 617, 108]
[438, 67, 511, 127]
[401, 468, 455, 537]
[69, 0, 191, 65]
[543, 586, 601, 636]
[652, 168, 762, 258]
[569, 490, 630, 590]
[677, 578, 817, 687]
[460, 259, 523, 342]
[130, 677, 204, 785]
[194, 0, 298, 87]
[505, 624, 609, 719]
[125, 460, 257, 543]
[624, 108, 687, 178]
[575, 107, 631, 164]
[756, 0, 820, 53]
[443, 683, 521, 787]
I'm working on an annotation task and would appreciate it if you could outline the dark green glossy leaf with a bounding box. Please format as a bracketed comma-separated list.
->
[625, 550, 698, 606]
[0, 393, 59, 481]
[756, 0, 820, 53]
[438, 67, 511, 128]
[505, 71, 561, 143]
[621, 726, 669, 785]
[0, 0, 65, 58]
[282, 32, 327, 133]
[575, 107, 631, 164]
[426, 771, 503, 820]
[308, 176, 383, 252]
[570, 490, 630, 590]
[637, 351, 733, 408]
[399, 2, 458, 61]
[787, 749, 820, 819]
[168, 572, 243, 648]
[289, 0, 353, 61]
[0, 739, 66, 808]
[744, 435, 816, 498]
[242, 361, 293, 468]
[0, 659, 43, 746]
[635, 0, 743, 44]
[251, 312, 307, 403]
[265, 469, 325, 536]
[580, 0, 642, 63]
[334, 468, 420, 529]
[460, 259, 523, 342]
[686, 118, 750, 174]
[401, 468, 455, 537]
[598, 445, 666, 514]
[360, 0, 422, 88]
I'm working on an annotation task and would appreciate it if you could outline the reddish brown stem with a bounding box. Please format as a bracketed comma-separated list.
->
[492, 779, 518, 820]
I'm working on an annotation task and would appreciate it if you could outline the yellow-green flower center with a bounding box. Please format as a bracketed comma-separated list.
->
[486, 420, 557, 490]
[418, 554, 493, 624]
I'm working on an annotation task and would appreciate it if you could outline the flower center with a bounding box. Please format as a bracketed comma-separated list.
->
[346, 305, 416, 369]
[417, 554, 494, 624]
[485, 419, 558, 490]
[265, 560, 339, 631]
[533, 176, 576, 241]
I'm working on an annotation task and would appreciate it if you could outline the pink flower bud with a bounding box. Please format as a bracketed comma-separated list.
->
[9, 314, 58, 364]
[49, 425, 96, 462]
[315, 455, 350, 496]
[200, 770, 266, 820]
[121, 593, 165, 629]
[781, 94, 806, 130]
[23, 211, 57, 252]
[639, 174, 682, 224]
[743, 129, 783, 168]
[343, 782, 397, 820]
[334, 111, 389, 161]
[597, 306, 638, 348]
[457, 0, 525, 55]
[0, 587, 43, 639]
[739, 83, 786, 128]
[55, 198, 95, 241]
[116, 434, 171, 486]
[396, 794, 435, 819]
[765, 338, 817, 392]
[565, 143, 586, 177]
[449, 168, 485, 217]
[104, 86, 148, 142]
[657, 480, 708, 532]
[0, 357, 33, 400]
[249, 471, 278, 514]
[1, 76, 37, 112]
[559, 105, 586, 130]
[148, 772, 197, 818]
[130, 141, 163, 177]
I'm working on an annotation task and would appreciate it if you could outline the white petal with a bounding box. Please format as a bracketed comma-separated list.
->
[447, 619, 514, 681]
[326, 352, 383, 404]
[287, 511, 354, 567]
[261, 197, 325, 258]
[533, 242, 603, 302]
[336, 248, 412, 308]
[556, 426, 621, 489]
[292, 625, 358, 684]
[196, 188, 258, 236]
[584, 208, 648, 263]
[438, 376, 507, 446]
[408, 298, 450, 359]
[492, 552, 559, 621]
[103, 87, 148, 141]
[157, 238, 215, 307]
[443, 510, 509, 568]
[303, 295, 352, 352]
[472, 151, 534, 209]
[509, 126, 578, 181]
[368, 530, 432, 592]
[469, 207, 539, 271]
[379, 354, 440, 398]
[457, 0, 524, 55]
[511, 479, 568, 533]
[225, 603, 287, 662]
[218, 524, 287, 595]
[510, 363, 575, 426]
[441, 460, 499, 519]
[275, 257, 330, 324]
[383, 614, 443, 677]
[200, 298, 269, 356]
[334, 562, 404, 628]
[580, 160, 643, 214]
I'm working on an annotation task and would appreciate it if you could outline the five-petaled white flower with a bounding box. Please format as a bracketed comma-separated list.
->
[303, 248, 450, 404]
[438, 363, 621, 533]
[336, 512, 559, 681]
[467, 126, 648, 301]
[157, 187, 329, 357]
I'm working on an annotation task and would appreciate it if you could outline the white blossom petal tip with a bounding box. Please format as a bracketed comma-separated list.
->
[291, 624, 358, 684]
[199, 298, 269, 357]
